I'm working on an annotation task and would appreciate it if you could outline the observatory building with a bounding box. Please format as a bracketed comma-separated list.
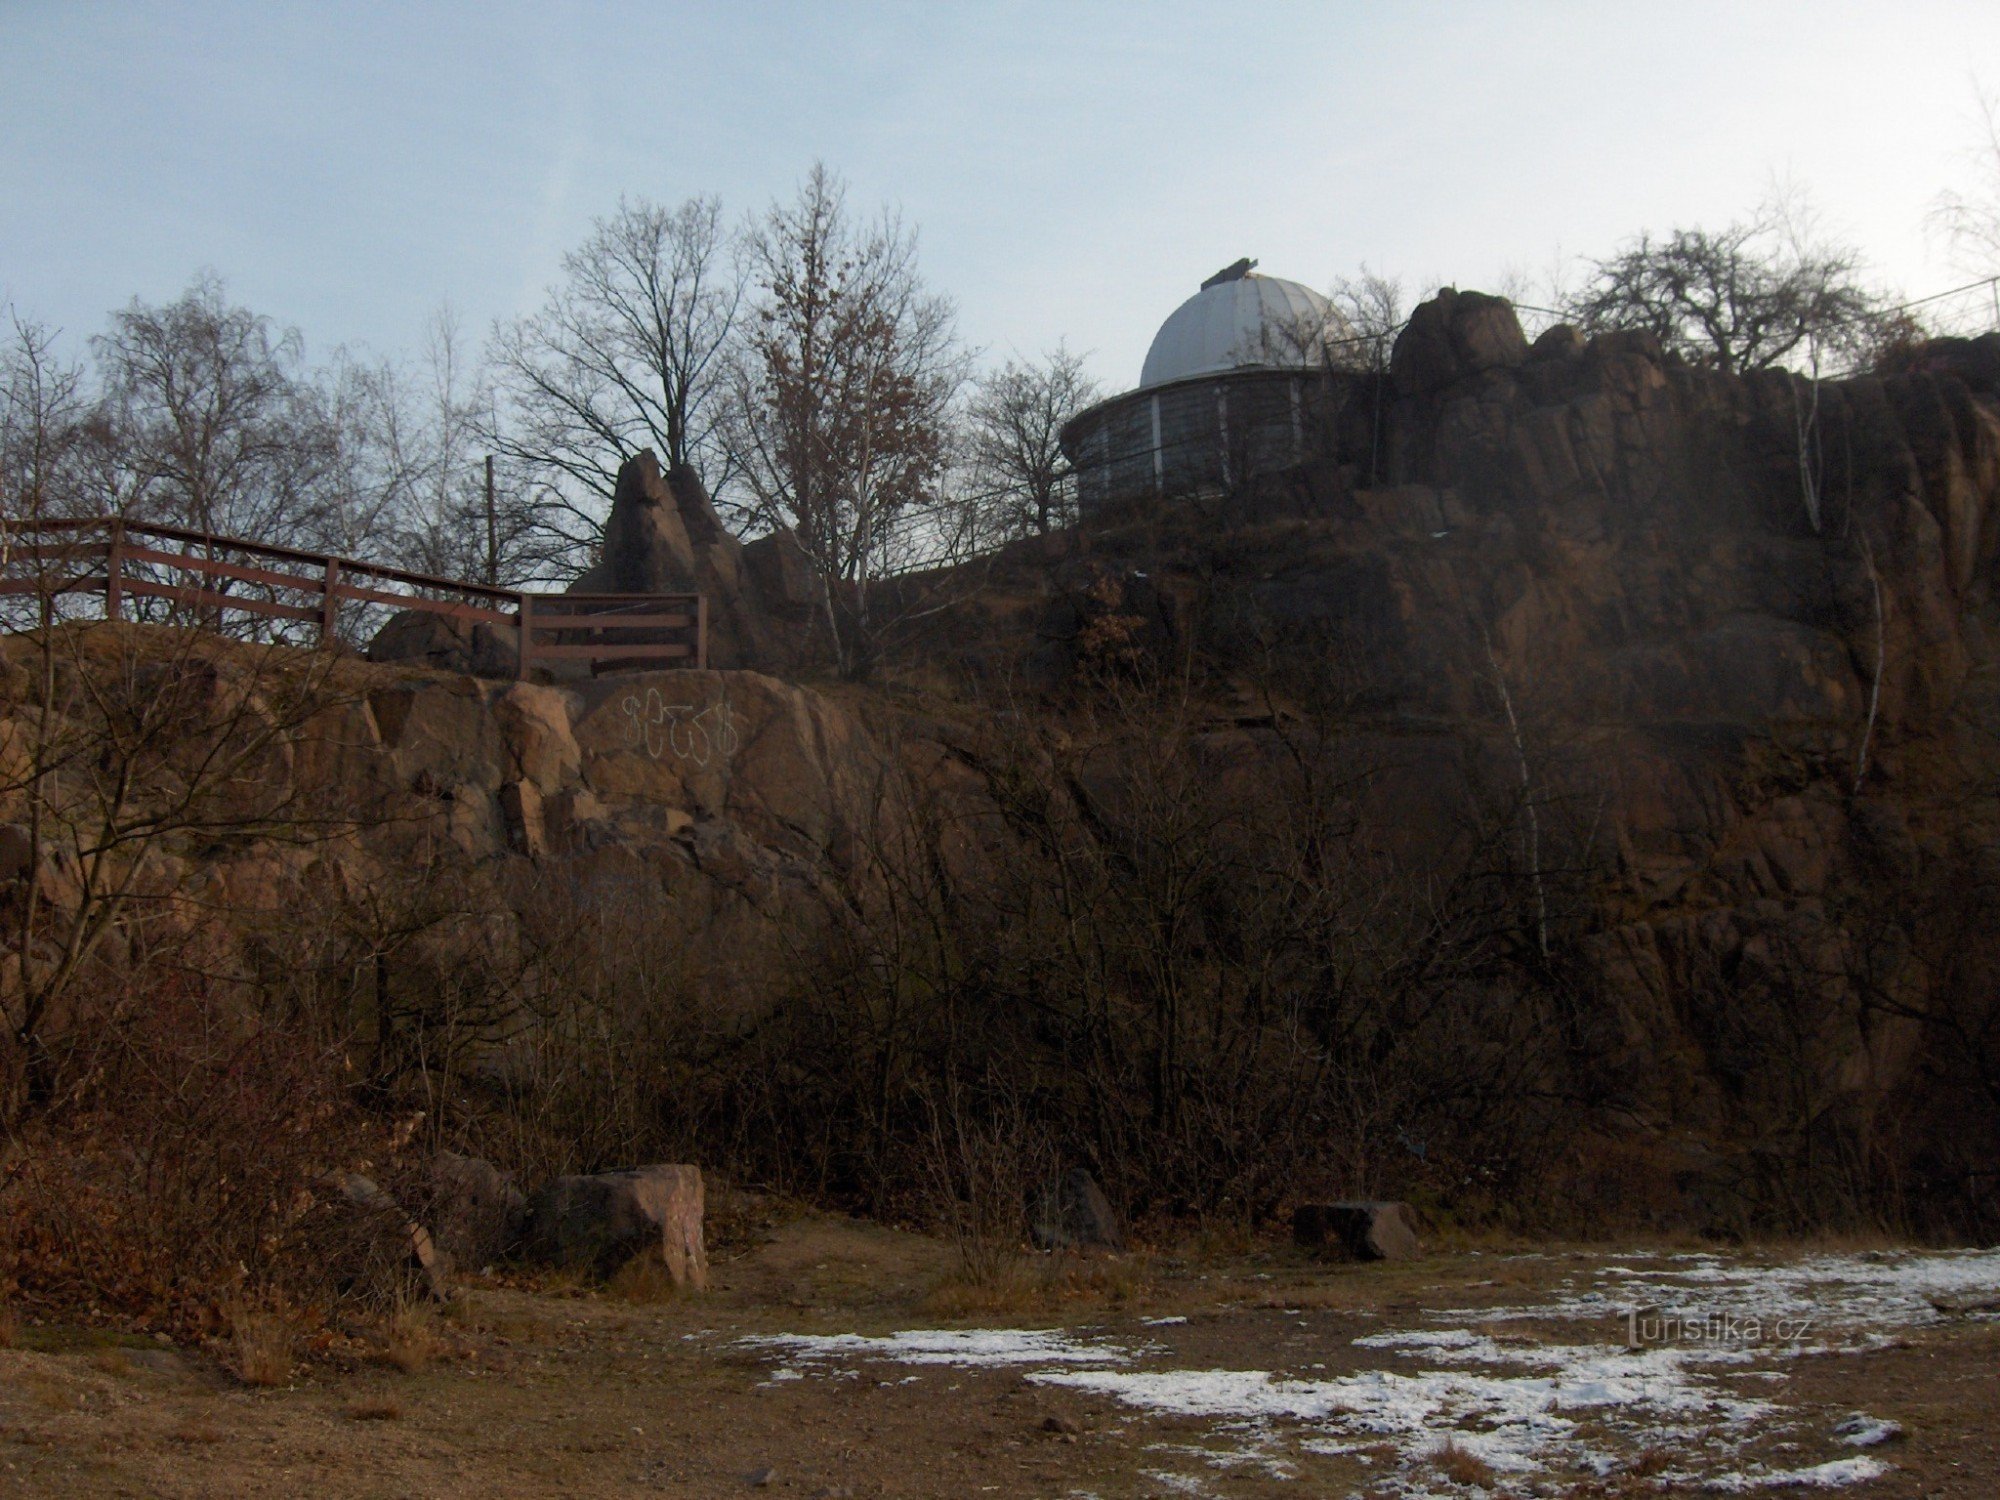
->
[1061, 259, 1350, 516]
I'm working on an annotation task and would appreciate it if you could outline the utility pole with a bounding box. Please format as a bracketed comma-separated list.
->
[484, 454, 499, 587]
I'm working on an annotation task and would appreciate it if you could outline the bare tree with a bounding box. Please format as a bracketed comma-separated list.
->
[488, 195, 745, 569]
[1325, 267, 1406, 373]
[1566, 207, 1880, 375]
[1, 314, 90, 533]
[728, 163, 964, 673]
[964, 344, 1099, 538]
[1931, 82, 2000, 278]
[91, 274, 335, 545]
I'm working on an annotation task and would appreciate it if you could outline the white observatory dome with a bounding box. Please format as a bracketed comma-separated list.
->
[1139, 269, 1338, 389]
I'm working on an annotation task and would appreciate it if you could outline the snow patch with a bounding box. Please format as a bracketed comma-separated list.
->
[1706, 1456, 1889, 1489]
[1456, 1247, 2000, 1342]
[1832, 1414, 1902, 1448]
[739, 1327, 1131, 1368]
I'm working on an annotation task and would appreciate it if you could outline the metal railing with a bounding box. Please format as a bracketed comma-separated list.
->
[0, 516, 706, 677]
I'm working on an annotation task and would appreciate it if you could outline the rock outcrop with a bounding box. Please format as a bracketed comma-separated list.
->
[20, 295, 2000, 1237]
[570, 450, 775, 669]
[370, 449, 825, 678]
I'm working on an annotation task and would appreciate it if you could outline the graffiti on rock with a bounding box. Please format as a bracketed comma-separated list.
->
[620, 689, 739, 767]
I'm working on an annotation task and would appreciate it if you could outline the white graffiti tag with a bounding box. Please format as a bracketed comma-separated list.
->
[620, 688, 739, 767]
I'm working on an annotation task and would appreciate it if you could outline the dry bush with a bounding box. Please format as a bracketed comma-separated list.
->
[377, 1298, 442, 1373]
[225, 1301, 294, 1387]
[1430, 1437, 1497, 1488]
[0, 955, 404, 1333]
[923, 1258, 1040, 1318]
[919, 1080, 1054, 1288]
[1627, 1446, 1674, 1477]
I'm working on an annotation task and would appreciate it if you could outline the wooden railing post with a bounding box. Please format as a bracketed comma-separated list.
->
[103, 518, 124, 622]
[516, 592, 534, 681]
[320, 557, 340, 646]
[695, 594, 709, 670]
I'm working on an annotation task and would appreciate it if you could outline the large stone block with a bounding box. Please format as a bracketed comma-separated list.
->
[1292, 1200, 1421, 1261]
[1032, 1169, 1125, 1251]
[524, 1164, 709, 1288]
[339, 1172, 451, 1300]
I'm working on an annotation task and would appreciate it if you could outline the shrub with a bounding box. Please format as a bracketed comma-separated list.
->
[377, 1298, 442, 1373]
[0, 960, 397, 1333]
[225, 1300, 294, 1388]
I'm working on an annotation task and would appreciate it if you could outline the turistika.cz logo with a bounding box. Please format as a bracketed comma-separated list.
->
[1624, 1309, 1815, 1346]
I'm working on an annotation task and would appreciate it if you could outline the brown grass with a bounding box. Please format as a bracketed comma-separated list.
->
[24, 1374, 79, 1412]
[1431, 1437, 1496, 1488]
[608, 1253, 681, 1305]
[346, 1398, 404, 1421]
[1627, 1445, 1674, 1477]
[168, 1420, 225, 1445]
[924, 1252, 1155, 1318]
[378, 1300, 442, 1374]
[226, 1303, 294, 1388]
[0, 1297, 18, 1349]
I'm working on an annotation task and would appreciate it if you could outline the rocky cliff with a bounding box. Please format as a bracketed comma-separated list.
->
[11, 294, 2000, 1234]
[965, 295, 2000, 1219]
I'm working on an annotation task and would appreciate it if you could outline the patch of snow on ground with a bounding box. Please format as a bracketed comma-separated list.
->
[742, 1248, 1994, 1489]
[1032, 1331, 1770, 1477]
[1832, 1414, 1902, 1448]
[1455, 1247, 2000, 1341]
[739, 1327, 1131, 1367]
[1706, 1456, 1890, 1489]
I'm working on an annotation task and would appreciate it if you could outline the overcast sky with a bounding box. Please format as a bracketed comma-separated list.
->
[4, 1, 1997, 390]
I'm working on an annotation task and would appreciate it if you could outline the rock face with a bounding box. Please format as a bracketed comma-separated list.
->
[524, 1164, 709, 1287]
[1292, 1201, 1422, 1262]
[21, 298, 2000, 1239]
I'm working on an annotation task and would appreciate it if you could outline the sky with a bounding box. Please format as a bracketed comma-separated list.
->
[3, 0, 1998, 391]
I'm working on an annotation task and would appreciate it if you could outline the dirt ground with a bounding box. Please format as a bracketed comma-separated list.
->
[2, 1207, 1996, 1499]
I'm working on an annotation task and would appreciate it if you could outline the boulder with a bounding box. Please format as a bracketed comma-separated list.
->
[1292, 1200, 1422, 1262]
[1032, 1169, 1125, 1251]
[497, 779, 548, 858]
[493, 683, 581, 793]
[428, 1152, 528, 1272]
[524, 1164, 709, 1288]
[338, 1173, 451, 1300]
[367, 609, 518, 678]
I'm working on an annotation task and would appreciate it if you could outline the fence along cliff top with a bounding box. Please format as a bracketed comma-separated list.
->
[0, 516, 707, 676]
